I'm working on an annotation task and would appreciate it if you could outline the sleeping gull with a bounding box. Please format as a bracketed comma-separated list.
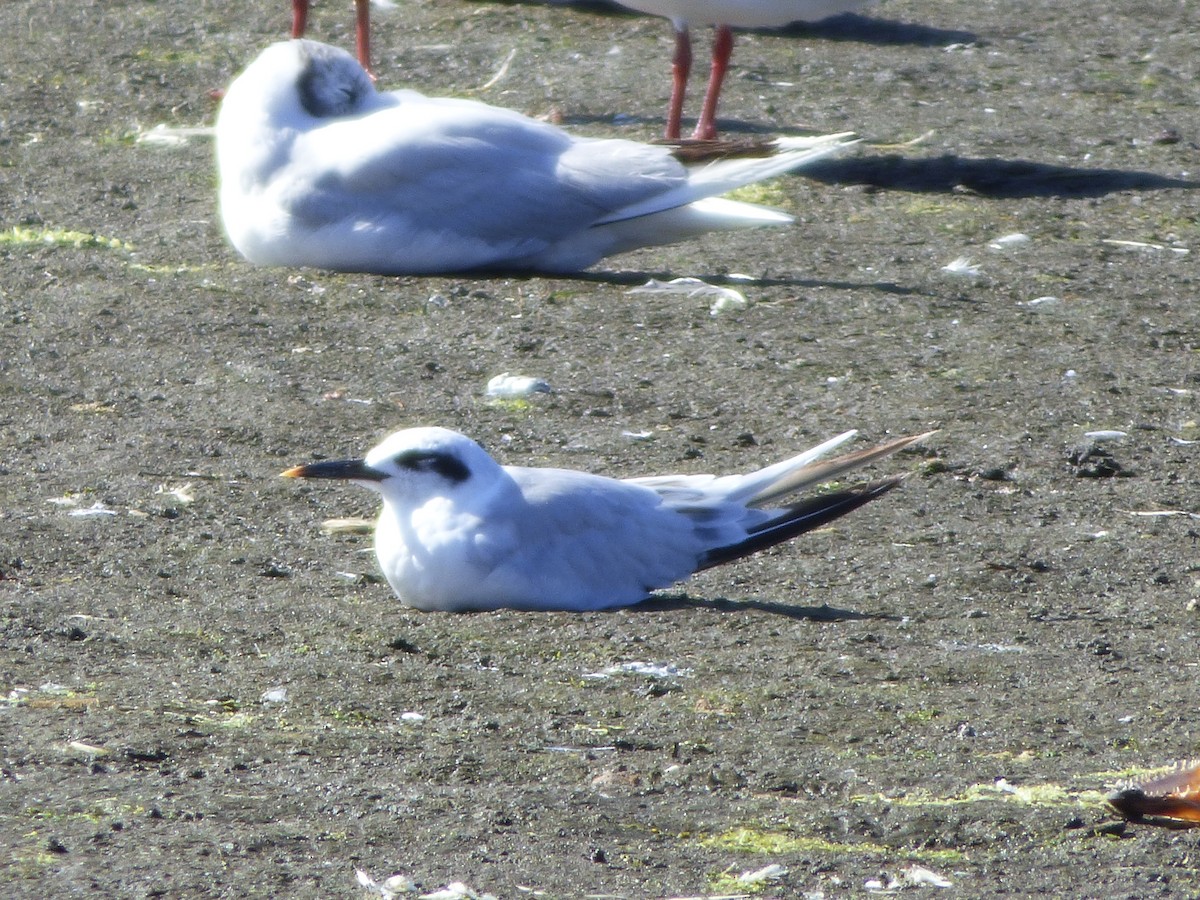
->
[608, 0, 875, 139]
[215, 39, 856, 275]
[282, 426, 930, 611]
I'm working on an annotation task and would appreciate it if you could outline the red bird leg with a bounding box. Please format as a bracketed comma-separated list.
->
[291, 1, 373, 81]
[694, 23, 733, 140]
[292, 0, 308, 38]
[354, 0, 374, 79]
[666, 23, 692, 140]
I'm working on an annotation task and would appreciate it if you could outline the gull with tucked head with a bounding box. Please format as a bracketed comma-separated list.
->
[215, 39, 856, 275]
[282, 426, 930, 612]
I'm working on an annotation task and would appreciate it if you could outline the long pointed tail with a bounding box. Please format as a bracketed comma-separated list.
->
[750, 431, 935, 507]
[698, 475, 904, 570]
[594, 132, 857, 227]
[699, 430, 934, 570]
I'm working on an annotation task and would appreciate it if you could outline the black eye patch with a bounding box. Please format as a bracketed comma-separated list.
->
[392, 450, 471, 484]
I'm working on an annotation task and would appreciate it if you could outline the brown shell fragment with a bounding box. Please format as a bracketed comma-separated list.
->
[1107, 761, 1200, 826]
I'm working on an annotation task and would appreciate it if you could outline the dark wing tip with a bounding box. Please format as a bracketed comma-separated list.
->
[699, 475, 904, 571]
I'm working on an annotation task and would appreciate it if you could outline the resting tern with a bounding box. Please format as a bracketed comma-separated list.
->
[282, 426, 929, 611]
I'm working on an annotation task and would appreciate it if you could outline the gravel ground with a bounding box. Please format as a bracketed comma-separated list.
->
[2, 0, 1198, 897]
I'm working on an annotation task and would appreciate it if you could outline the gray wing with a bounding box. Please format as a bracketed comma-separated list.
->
[286, 97, 688, 255]
[474, 467, 705, 609]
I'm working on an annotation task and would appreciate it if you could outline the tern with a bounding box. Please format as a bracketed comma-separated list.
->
[282, 426, 930, 612]
[215, 39, 856, 275]
[608, 0, 874, 139]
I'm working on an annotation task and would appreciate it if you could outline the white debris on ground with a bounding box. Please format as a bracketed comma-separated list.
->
[736, 863, 788, 885]
[420, 882, 498, 900]
[357, 869, 416, 898]
[486, 373, 552, 399]
[355, 865, 498, 898]
[902, 865, 954, 888]
[54, 483, 198, 517]
[49, 494, 118, 517]
[864, 864, 954, 892]
[136, 124, 216, 146]
[154, 483, 195, 503]
[581, 661, 692, 679]
[1127, 509, 1200, 521]
[1018, 295, 1061, 308]
[475, 48, 517, 92]
[260, 687, 288, 705]
[67, 501, 118, 518]
[320, 517, 375, 535]
[626, 277, 748, 316]
[940, 256, 982, 277]
[987, 231, 1031, 250]
[1102, 239, 1189, 256]
[66, 740, 109, 757]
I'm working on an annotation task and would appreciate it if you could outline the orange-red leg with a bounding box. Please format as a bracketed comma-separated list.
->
[290, 0, 374, 79]
[666, 25, 692, 140]
[354, 0, 373, 79]
[694, 24, 733, 140]
[291, 0, 308, 38]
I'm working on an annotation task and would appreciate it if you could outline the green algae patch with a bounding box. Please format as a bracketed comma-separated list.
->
[853, 781, 1110, 810]
[701, 827, 867, 856]
[725, 181, 791, 208]
[698, 826, 964, 864]
[1, 225, 132, 251]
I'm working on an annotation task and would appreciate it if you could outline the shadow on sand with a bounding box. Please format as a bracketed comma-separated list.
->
[631, 592, 899, 621]
[502, 4, 979, 49]
[804, 153, 1200, 199]
[784, 12, 977, 47]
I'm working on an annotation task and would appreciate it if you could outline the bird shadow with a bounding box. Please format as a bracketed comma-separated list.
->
[627, 592, 900, 622]
[551, 119, 1198, 202]
[493, 3, 979, 48]
[466, 148, 1197, 287]
[802, 153, 1200, 199]
[781, 12, 978, 48]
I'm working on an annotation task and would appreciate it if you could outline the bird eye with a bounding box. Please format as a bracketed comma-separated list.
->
[392, 450, 470, 484]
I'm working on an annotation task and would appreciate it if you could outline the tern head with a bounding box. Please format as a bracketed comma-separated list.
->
[281, 427, 502, 504]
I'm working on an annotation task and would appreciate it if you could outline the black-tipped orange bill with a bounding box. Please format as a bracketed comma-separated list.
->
[280, 459, 384, 481]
